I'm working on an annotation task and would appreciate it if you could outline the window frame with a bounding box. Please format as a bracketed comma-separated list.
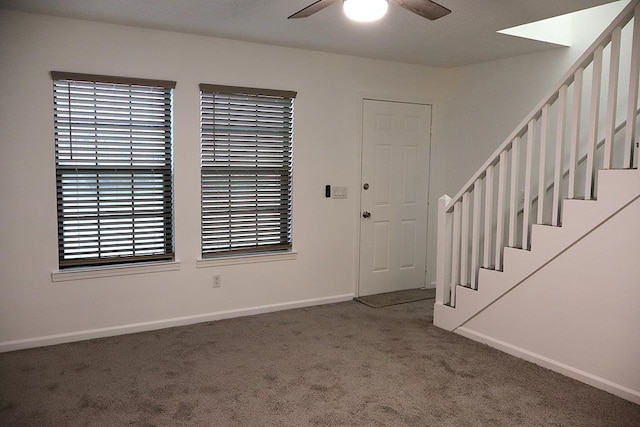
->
[51, 71, 176, 269]
[199, 84, 296, 258]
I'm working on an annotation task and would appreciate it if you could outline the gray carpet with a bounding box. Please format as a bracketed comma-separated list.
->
[1, 299, 639, 426]
[355, 288, 435, 308]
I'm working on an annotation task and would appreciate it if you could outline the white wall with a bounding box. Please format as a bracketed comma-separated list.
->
[0, 10, 450, 349]
[459, 194, 640, 404]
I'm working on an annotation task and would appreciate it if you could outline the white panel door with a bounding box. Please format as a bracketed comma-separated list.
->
[359, 99, 431, 296]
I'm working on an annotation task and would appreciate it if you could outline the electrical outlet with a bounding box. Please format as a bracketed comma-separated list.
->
[212, 274, 221, 288]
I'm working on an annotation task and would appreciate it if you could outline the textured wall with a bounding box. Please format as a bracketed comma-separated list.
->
[0, 9, 448, 348]
[0, 2, 627, 349]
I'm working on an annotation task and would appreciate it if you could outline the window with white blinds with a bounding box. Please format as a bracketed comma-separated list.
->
[52, 72, 175, 268]
[200, 84, 296, 257]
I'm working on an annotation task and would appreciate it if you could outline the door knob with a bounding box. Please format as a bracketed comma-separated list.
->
[362, 211, 371, 219]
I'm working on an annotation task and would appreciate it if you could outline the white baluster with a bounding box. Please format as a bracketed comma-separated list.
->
[436, 195, 452, 306]
[568, 68, 583, 199]
[450, 200, 462, 306]
[508, 137, 520, 247]
[483, 165, 494, 268]
[460, 193, 470, 287]
[523, 120, 535, 250]
[585, 45, 603, 200]
[495, 151, 507, 270]
[624, 4, 640, 168]
[537, 104, 549, 223]
[552, 85, 567, 226]
[604, 26, 621, 170]
[470, 179, 482, 290]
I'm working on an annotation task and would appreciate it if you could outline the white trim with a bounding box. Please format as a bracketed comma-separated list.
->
[0, 293, 354, 353]
[196, 250, 297, 268]
[51, 260, 181, 282]
[456, 327, 640, 405]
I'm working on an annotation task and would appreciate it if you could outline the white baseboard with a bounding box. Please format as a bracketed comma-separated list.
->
[0, 294, 354, 353]
[456, 327, 640, 405]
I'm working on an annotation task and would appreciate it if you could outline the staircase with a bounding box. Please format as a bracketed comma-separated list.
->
[435, 168, 640, 330]
[434, 0, 640, 403]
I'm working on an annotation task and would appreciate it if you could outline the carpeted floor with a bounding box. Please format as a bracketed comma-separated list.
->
[1, 299, 639, 426]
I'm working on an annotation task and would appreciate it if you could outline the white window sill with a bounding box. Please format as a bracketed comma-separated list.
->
[196, 250, 298, 268]
[51, 260, 181, 282]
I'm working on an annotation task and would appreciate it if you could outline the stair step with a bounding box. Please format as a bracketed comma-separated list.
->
[561, 199, 602, 232]
[530, 223, 577, 255]
[433, 302, 459, 330]
[595, 169, 640, 203]
[502, 247, 537, 275]
[477, 268, 508, 289]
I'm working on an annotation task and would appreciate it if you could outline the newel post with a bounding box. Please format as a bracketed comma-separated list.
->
[435, 194, 452, 306]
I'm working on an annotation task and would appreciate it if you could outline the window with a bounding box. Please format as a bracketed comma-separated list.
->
[52, 72, 175, 268]
[200, 84, 296, 257]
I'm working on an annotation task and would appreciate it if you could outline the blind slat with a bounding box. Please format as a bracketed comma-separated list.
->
[53, 76, 174, 268]
[200, 87, 294, 257]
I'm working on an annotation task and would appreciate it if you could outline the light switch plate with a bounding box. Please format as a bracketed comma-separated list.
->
[332, 186, 348, 199]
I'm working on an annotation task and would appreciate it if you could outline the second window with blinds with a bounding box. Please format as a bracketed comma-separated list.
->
[200, 84, 296, 258]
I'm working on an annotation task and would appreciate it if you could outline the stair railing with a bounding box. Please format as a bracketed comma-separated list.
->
[436, 0, 640, 308]
[531, 105, 640, 214]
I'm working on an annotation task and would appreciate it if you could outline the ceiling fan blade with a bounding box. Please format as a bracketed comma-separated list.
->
[288, 0, 339, 19]
[391, 0, 451, 20]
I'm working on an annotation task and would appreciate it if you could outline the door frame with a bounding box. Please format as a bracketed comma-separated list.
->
[355, 96, 434, 297]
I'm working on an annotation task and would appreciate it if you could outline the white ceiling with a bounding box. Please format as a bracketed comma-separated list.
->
[0, 0, 620, 67]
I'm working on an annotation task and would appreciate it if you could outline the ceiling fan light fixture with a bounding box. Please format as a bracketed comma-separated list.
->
[343, 0, 389, 23]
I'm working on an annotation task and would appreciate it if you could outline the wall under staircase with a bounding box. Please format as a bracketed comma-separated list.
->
[434, 0, 640, 404]
[437, 169, 640, 403]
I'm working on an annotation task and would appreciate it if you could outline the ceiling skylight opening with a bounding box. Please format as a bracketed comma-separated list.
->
[497, 1, 630, 47]
[497, 13, 573, 47]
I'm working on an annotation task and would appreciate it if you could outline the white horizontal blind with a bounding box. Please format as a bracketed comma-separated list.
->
[52, 72, 175, 268]
[200, 84, 296, 257]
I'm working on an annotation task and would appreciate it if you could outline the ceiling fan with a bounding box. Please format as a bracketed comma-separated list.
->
[288, 0, 451, 23]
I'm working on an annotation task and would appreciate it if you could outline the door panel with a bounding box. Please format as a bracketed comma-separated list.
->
[374, 145, 392, 205]
[372, 221, 390, 272]
[359, 100, 431, 296]
[400, 220, 417, 268]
